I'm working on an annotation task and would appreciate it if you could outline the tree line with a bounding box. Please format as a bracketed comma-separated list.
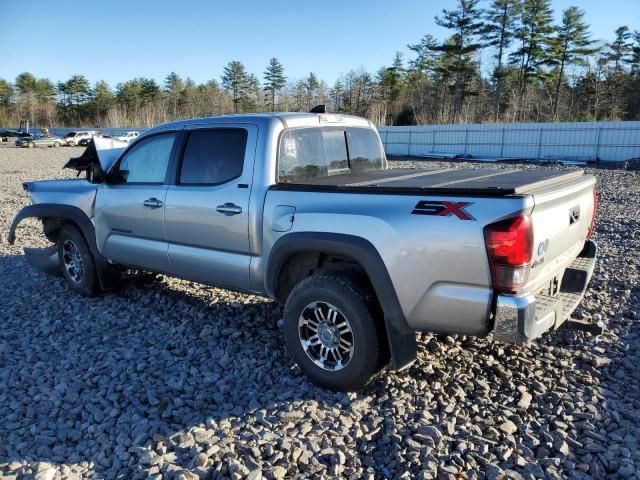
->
[1, 0, 639, 128]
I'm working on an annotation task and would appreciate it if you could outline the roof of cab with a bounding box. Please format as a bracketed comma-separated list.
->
[144, 112, 373, 135]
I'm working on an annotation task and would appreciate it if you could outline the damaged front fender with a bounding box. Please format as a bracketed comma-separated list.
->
[8, 203, 121, 289]
[24, 245, 61, 275]
[8, 204, 96, 276]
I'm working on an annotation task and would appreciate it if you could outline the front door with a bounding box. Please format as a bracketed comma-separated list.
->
[94, 132, 177, 271]
[163, 125, 257, 290]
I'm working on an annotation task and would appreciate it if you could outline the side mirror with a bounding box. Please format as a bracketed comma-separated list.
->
[86, 163, 105, 184]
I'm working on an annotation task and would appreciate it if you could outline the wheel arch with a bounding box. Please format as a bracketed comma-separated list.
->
[8, 203, 120, 290]
[266, 232, 417, 371]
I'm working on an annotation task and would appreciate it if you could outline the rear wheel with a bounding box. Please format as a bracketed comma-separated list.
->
[28, 142, 35, 148]
[57, 224, 98, 296]
[54, 141, 61, 147]
[283, 272, 382, 391]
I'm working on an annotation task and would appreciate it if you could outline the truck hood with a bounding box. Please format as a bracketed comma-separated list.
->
[64, 136, 128, 173]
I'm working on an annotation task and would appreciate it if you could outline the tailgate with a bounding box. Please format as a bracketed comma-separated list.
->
[526, 174, 596, 291]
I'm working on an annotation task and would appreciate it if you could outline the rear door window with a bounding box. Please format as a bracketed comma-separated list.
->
[179, 129, 248, 185]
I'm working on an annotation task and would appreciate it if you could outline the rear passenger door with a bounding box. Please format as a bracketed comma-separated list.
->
[163, 125, 257, 290]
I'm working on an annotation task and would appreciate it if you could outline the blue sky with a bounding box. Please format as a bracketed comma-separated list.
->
[1, 0, 638, 88]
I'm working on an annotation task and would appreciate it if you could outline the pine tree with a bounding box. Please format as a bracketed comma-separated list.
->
[509, 0, 555, 118]
[221, 61, 249, 113]
[34, 79, 56, 102]
[305, 72, 320, 110]
[548, 7, 596, 119]
[91, 80, 113, 121]
[164, 72, 184, 118]
[0, 79, 12, 106]
[244, 73, 262, 112]
[607, 26, 633, 70]
[15, 73, 37, 95]
[631, 30, 640, 74]
[378, 52, 406, 104]
[483, 0, 521, 119]
[329, 80, 344, 112]
[263, 58, 286, 111]
[407, 34, 439, 77]
[434, 0, 485, 122]
[605, 27, 633, 119]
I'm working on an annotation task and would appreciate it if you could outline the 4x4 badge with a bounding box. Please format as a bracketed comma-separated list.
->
[412, 201, 475, 221]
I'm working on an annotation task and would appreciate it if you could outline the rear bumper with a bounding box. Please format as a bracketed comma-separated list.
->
[492, 240, 597, 343]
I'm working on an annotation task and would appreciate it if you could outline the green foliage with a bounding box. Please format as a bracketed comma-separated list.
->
[407, 35, 439, 77]
[548, 6, 597, 118]
[222, 61, 249, 113]
[15, 73, 37, 95]
[484, 0, 521, 118]
[607, 26, 633, 70]
[3, 11, 640, 128]
[433, 0, 485, 122]
[510, 0, 555, 83]
[263, 58, 286, 111]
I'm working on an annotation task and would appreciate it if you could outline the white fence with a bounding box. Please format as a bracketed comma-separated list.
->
[378, 121, 640, 162]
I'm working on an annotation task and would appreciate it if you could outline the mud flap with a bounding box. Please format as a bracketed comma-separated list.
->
[24, 245, 61, 275]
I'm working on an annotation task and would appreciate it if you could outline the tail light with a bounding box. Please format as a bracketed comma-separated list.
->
[586, 188, 597, 239]
[484, 215, 533, 292]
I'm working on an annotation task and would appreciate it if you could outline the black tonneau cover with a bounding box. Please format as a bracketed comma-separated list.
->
[274, 168, 585, 196]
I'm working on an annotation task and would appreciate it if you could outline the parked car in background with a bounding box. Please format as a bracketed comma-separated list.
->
[16, 135, 67, 148]
[78, 134, 104, 146]
[1, 130, 33, 142]
[114, 131, 139, 142]
[64, 131, 101, 146]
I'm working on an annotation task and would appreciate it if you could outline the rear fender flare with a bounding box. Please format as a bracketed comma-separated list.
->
[266, 232, 417, 371]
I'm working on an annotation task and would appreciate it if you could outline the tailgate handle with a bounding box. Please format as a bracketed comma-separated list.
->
[569, 205, 581, 225]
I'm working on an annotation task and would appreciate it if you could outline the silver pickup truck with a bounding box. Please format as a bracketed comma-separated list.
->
[9, 111, 598, 391]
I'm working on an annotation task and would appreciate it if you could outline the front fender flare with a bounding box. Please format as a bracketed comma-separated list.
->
[266, 232, 417, 371]
[9, 203, 96, 247]
[8, 203, 120, 290]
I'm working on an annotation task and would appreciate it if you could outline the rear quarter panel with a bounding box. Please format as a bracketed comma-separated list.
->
[260, 189, 533, 335]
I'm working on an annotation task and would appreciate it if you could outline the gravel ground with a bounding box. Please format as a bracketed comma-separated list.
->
[0, 145, 638, 480]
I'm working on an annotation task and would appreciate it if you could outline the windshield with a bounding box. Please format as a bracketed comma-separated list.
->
[278, 127, 384, 182]
[65, 132, 76, 138]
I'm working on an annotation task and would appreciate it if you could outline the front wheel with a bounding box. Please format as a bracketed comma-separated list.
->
[57, 224, 98, 296]
[28, 142, 35, 148]
[283, 272, 382, 391]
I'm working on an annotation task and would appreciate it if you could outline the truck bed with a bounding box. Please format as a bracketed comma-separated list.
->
[274, 168, 585, 196]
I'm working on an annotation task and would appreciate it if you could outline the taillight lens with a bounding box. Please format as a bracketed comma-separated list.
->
[484, 215, 533, 291]
[587, 188, 597, 239]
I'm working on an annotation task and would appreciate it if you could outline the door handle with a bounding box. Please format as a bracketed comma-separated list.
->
[143, 197, 163, 209]
[216, 203, 242, 216]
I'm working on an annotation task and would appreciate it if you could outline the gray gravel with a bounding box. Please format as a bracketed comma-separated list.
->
[0, 146, 638, 480]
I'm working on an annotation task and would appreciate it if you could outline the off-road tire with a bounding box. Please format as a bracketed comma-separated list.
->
[283, 272, 382, 391]
[57, 224, 98, 296]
